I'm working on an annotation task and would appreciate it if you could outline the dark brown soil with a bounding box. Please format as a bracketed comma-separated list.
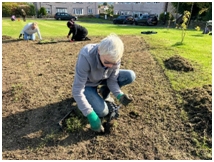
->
[2, 35, 212, 160]
[164, 55, 194, 72]
[180, 85, 212, 147]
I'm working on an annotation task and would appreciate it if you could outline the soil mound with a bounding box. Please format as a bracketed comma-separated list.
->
[164, 55, 194, 72]
[2, 35, 12, 40]
[180, 85, 212, 146]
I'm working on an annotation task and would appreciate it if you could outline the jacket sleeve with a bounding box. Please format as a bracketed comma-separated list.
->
[36, 28, 42, 40]
[71, 25, 78, 40]
[72, 54, 93, 116]
[20, 24, 30, 34]
[68, 29, 72, 36]
[107, 65, 123, 98]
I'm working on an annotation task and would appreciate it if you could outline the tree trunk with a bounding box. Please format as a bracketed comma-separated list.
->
[187, 2, 194, 27]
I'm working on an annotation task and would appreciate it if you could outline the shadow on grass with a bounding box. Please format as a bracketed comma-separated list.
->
[190, 34, 205, 37]
[171, 42, 183, 47]
[2, 96, 100, 152]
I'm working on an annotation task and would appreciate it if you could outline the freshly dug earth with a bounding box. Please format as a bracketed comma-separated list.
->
[2, 35, 212, 160]
[164, 55, 194, 72]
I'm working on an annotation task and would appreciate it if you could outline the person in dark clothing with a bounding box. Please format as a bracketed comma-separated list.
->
[67, 20, 90, 41]
[21, 9, 26, 22]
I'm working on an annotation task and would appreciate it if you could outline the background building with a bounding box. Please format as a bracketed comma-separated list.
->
[33, 2, 99, 16]
[33, 2, 175, 18]
[114, 2, 175, 18]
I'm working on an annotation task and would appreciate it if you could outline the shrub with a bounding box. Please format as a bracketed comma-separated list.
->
[39, 7, 47, 17]
[159, 12, 174, 22]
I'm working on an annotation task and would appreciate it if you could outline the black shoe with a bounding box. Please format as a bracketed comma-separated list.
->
[85, 37, 91, 41]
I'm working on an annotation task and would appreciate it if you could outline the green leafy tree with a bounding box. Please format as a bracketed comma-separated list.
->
[180, 11, 191, 44]
[29, 4, 36, 16]
[103, 2, 107, 6]
[172, 2, 211, 21]
[39, 7, 47, 17]
[2, 2, 31, 17]
[159, 12, 174, 23]
[2, 2, 19, 16]
[106, 5, 114, 17]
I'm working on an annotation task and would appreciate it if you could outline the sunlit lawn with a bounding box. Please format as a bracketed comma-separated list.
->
[2, 18, 212, 91]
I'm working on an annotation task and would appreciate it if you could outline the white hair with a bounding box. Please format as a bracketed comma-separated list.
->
[98, 33, 124, 62]
[31, 22, 38, 28]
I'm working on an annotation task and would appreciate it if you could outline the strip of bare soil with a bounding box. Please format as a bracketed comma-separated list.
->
[2, 36, 211, 160]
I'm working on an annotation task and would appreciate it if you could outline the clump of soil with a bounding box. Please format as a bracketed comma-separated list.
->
[2, 35, 12, 40]
[164, 55, 194, 72]
[180, 85, 212, 147]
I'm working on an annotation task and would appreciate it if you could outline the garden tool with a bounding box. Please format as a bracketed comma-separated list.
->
[58, 109, 74, 130]
[102, 95, 133, 134]
[19, 34, 23, 39]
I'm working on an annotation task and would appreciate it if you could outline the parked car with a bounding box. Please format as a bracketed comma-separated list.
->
[54, 12, 78, 21]
[135, 14, 158, 26]
[113, 15, 135, 24]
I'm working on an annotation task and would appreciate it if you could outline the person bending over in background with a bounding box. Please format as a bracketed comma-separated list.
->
[67, 20, 90, 42]
[21, 9, 26, 22]
[11, 15, 16, 21]
[72, 33, 136, 132]
[19, 22, 42, 41]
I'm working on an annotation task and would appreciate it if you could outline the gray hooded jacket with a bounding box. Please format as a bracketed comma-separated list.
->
[72, 44, 122, 116]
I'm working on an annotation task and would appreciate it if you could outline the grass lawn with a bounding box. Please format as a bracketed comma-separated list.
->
[2, 18, 212, 91]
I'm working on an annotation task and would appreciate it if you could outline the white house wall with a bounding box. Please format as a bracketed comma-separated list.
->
[33, 2, 175, 17]
[33, 2, 99, 16]
[114, 2, 175, 18]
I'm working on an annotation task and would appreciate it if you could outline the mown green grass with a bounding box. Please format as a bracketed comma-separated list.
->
[142, 29, 212, 91]
[2, 18, 212, 91]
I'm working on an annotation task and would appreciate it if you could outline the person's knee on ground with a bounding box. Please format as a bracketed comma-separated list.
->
[31, 34, 36, 40]
[126, 70, 136, 84]
[24, 34, 28, 40]
[94, 102, 109, 117]
[118, 69, 136, 87]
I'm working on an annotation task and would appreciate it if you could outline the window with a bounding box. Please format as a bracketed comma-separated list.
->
[88, 8, 93, 14]
[46, 8, 51, 14]
[56, 8, 67, 13]
[73, 8, 83, 15]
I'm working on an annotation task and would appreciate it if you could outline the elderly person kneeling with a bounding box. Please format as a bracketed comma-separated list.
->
[19, 22, 42, 41]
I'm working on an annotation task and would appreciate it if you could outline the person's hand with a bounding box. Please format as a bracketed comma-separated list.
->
[117, 93, 133, 106]
[87, 110, 104, 132]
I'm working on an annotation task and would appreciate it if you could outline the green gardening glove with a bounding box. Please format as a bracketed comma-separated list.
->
[117, 93, 133, 106]
[87, 110, 104, 132]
